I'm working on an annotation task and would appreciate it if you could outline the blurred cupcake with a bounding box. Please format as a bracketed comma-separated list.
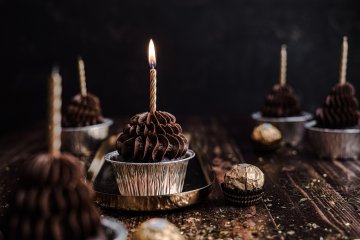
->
[2, 69, 126, 240]
[306, 38, 360, 159]
[62, 57, 113, 160]
[221, 164, 265, 206]
[252, 45, 312, 146]
[105, 40, 195, 196]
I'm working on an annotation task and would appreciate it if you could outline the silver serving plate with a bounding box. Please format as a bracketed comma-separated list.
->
[87, 135, 214, 211]
[62, 118, 113, 162]
[252, 112, 312, 146]
[305, 121, 360, 160]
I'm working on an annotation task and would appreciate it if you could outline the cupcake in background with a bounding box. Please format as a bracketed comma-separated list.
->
[315, 82, 359, 129]
[306, 36, 360, 159]
[62, 57, 113, 161]
[252, 44, 312, 146]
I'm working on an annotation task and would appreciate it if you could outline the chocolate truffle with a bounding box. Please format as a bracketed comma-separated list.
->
[63, 93, 104, 127]
[3, 153, 102, 240]
[261, 84, 302, 117]
[251, 123, 282, 151]
[116, 111, 189, 162]
[315, 82, 360, 129]
[133, 218, 184, 240]
[221, 164, 265, 206]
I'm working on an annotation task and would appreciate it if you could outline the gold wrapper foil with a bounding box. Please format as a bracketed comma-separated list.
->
[224, 164, 264, 191]
[133, 218, 184, 240]
[251, 123, 282, 145]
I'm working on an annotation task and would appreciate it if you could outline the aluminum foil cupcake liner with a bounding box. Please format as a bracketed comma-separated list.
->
[105, 150, 195, 196]
[305, 121, 360, 160]
[62, 118, 113, 159]
[252, 112, 312, 146]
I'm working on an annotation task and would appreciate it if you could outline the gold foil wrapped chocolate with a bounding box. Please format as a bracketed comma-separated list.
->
[133, 218, 184, 240]
[251, 123, 282, 145]
[223, 164, 265, 191]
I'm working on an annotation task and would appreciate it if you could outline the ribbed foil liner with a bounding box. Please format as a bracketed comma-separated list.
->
[305, 121, 360, 160]
[252, 112, 312, 146]
[62, 119, 113, 159]
[105, 150, 195, 196]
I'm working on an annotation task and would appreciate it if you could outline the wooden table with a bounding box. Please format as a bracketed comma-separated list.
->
[0, 117, 359, 239]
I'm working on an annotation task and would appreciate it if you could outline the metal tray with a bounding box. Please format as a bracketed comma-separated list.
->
[88, 135, 214, 211]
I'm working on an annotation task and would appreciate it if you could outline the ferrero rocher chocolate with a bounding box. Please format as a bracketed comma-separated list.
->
[133, 218, 184, 240]
[251, 123, 282, 145]
[221, 164, 265, 206]
[224, 164, 264, 191]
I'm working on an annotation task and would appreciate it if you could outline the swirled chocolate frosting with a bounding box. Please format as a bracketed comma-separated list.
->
[3, 153, 101, 240]
[116, 111, 189, 162]
[261, 84, 302, 117]
[316, 82, 360, 128]
[63, 93, 104, 127]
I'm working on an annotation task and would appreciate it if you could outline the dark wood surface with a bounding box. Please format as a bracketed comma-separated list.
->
[0, 117, 360, 239]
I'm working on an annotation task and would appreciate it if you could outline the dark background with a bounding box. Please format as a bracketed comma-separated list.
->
[1, 0, 360, 135]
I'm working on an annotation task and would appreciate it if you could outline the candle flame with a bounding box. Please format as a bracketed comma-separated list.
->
[148, 39, 156, 68]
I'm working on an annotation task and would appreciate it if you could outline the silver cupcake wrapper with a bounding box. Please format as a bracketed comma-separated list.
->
[252, 112, 313, 146]
[305, 121, 360, 160]
[62, 119, 113, 160]
[105, 150, 195, 196]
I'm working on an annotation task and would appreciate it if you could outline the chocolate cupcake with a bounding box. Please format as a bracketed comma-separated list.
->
[105, 40, 195, 196]
[3, 153, 103, 240]
[116, 111, 188, 162]
[252, 45, 312, 146]
[63, 92, 104, 127]
[315, 82, 359, 129]
[106, 111, 194, 196]
[62, 58, 113, 160]
[306, 37, 360, 159]
[261, 84, 302, 118]
[221, 164, 265, 206]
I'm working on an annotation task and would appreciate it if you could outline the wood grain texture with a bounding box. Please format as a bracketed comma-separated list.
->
[0, 117, 360, 239]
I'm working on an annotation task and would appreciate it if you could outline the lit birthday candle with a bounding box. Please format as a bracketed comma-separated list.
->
[148, 39, 157, 113]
